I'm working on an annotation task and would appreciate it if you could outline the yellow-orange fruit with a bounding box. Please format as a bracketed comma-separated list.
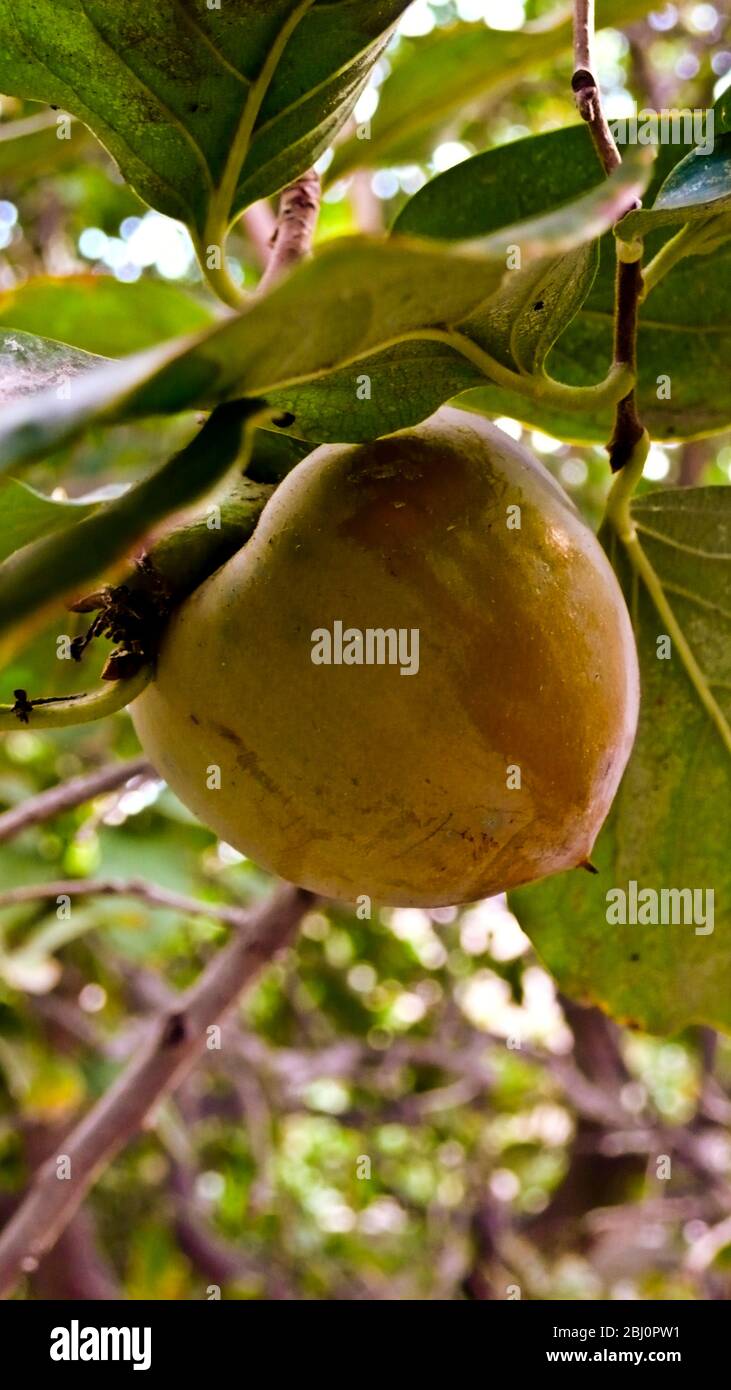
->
[132, 407, 639, 906]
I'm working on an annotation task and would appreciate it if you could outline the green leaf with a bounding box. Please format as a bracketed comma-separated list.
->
[511, 487, 731, 1036]
[0, 479, 97, 565]
[0, 155, 649, 466]
[0, 400, 266, 639]
[0, 328, 103, 406]
[461, 237, 731, 444]
[0, 238, 502, 464]
[0, 0, 409, 239]
[326, 0, 656, 183]
[393, 126, 606, 374]
[393, 125, 606, 241]
[0, 275, 214, 357]
[618, 132, 731, 241]
[500, 249, 599, 375]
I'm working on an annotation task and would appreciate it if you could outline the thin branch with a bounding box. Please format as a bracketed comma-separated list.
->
[571, 0, 621, 175]
[607, 256, 646, 471]
[0, 665, 153, 731]
[0, 757, 154, 844]
[572, 0, 645, 472]
[257, 168, 321, 296]
[20, 1124, 121, 1301]
[0, 883, 313, 1298]
[0, 876, 261, 931]
[242, 200, 278, 268]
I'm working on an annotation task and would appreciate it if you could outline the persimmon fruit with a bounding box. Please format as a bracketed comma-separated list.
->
[132, 407, 639, 906]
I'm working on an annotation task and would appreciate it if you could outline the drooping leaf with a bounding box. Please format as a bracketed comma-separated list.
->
[0, 239, 502, 465]
[512, 486, 731, 1036]
[0, 0, 410, 238]
[0, 400, 267, 638]
[0, 147, 650, 465]
[326, 0, 656, 183]
[0, 276, 215, 357]
[461, 236, 731, 443]
[0, 479, 97, 565]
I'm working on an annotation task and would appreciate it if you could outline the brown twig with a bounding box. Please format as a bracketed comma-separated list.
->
[0, 875, 268, 931]
[573, 0, 646, 472]
[0, 883, 313, 1298]
[607, 255, 646, 471]
[571, 0, 621, 175]
[257, 168, 321, 295]
[242, 200, 278, 269]
[0, 757, 154, 844]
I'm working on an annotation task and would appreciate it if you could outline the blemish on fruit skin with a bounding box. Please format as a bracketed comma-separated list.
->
[211, 721, 243, 747]
[338, 435, 471, 550]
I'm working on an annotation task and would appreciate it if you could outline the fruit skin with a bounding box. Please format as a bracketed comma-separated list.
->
[132, 407, 640, 907]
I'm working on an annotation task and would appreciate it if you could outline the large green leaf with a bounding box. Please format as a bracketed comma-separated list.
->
[0, 275, 214, 357]
[0, 158, 648, 468]
[327, 0, 655, 183]
[0, 238, 503, 465]
[0, 0, 409, 238]
[512, 487, 731, 1036]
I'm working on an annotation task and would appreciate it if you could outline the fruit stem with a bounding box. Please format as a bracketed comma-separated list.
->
[604, 429, 649, 541]
[0, 665, 153, 731]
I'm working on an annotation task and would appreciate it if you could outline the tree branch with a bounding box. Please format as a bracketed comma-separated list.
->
[0, 757, 154, 844]
[257, 168, 321, 296]
[571, 0, 621, 175]
[607, 254, 646, 471]
[572, 0, 645, 472]
[242, 200, 278, 269]
[0, 876, 266, 931]
[0, 883, 313, 1298]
